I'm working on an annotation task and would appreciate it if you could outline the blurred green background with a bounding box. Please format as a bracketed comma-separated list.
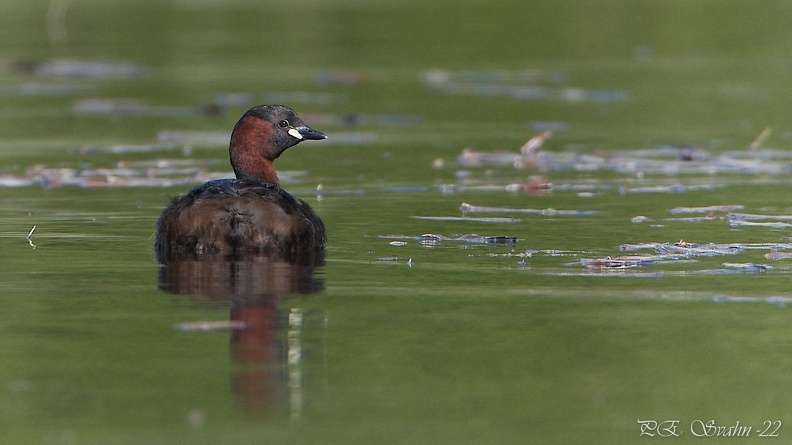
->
[2, 1, 792, 444]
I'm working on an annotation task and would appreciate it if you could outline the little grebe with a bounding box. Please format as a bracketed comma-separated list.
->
[155, 105, 327, 264]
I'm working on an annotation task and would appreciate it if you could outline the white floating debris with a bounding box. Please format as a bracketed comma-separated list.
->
[379, 233, 519, 244]
[0, 82, 93, 97]
[749, 127, 772, 150]
[669, 205, 744, 214]
[459, 202, 597, 216]
[74, 98, 220, 117]
[79, 143, 180, 155]
[728, 213, 792, 221]
[579, 256, 655, 269]
[727, 213, 792, 224]
[420, 69, 626, 103]
[0, 159, 239, 189]
[766, 252, 792, 260]
[713, 295, 792, 307]
[451, 143, 792, 177]
[11, 58, 147, 78]
[520, 131, 552, 155]
[174, 321, 246, 332]
[411, 216, 521, 223]
[722, 263, 770, 272]
[26, 226, 36, 249]
[0, 175, 40, 187]
[618, 241, 745, 257]
[727, 219, 792, 229]
[619, 184, 722, 195]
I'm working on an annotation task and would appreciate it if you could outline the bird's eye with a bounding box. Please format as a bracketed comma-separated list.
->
[278, 120, 289, 128]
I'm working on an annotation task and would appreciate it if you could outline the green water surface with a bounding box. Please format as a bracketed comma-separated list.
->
[2, 1, 792, 444]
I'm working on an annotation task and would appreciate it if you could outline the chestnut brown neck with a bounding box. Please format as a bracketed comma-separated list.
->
[229, 116, 280, 185]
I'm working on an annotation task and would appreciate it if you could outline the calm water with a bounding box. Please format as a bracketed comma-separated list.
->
[3, 1, 792, 443]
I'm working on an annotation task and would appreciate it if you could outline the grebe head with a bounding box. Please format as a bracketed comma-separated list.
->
[229, 104, 326, 184]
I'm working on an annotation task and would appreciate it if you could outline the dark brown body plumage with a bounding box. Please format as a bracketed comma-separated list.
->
[154, 105, 327, 265]
[155, 179, 325, 264]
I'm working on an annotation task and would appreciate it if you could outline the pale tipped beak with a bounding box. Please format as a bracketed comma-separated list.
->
[290, 126, 327, 141]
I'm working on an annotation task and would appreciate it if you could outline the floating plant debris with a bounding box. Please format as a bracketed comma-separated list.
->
[618, 241, 745, 257]
[9, 58, 147, 78]
[411, 216, 521, 223]
[0, 82, 93, 97]
[630, 214, 722, 224]
[713, 295, 792, 307]
[174, 320, 247, 332]
[727, 213, 792, 228]
[579, 256, 657, 269]
[728, 220, 792, 229]
[568, 241, 787, 273]
[766, 252, 792, 260]
[0, 152, 326, 189]
[630, 208, 792, 227]
[379, 233, 520, 244]
[721, 262, 770, 272]
[459, 202, 598, 216]
[420, 69, 564, 85]
[727, 213, 792, 221]
[1, 160, 225, 188]
[669, 205, 744, 214]
[620, 241, 792, 255]
[420, 69, 626, 103]
[451, 134, 792, 177]
[26, 226, 36, 249]
[0, 176, 38, 187]
[619, 184, 722, 195]
[383, 186, 428, 193]
[78, 143, 182, 155]
[435, 181, 554, 194]
[520, 131, 552, 154]
[313, 185, 366, 197]
[552, 183, 612, 192]
[73, 98, 223, 117]
[457, 148, 522, 167]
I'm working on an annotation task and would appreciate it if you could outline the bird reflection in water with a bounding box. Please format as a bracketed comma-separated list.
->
[157, 250, 324, 419]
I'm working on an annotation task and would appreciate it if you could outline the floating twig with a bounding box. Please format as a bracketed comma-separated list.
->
[669, 205, 743, 215]
[722, 262, 770, 272]
[379, 233, 519, 244]
[713, 295, 792, 307]
[749, 127, 772, 150]
[174, 320, 246, 332]
[411, 216, 521, 223]
[26, 225, 37, 249]
[727, 213, 792, 221]
[460, 202, 597, 216]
